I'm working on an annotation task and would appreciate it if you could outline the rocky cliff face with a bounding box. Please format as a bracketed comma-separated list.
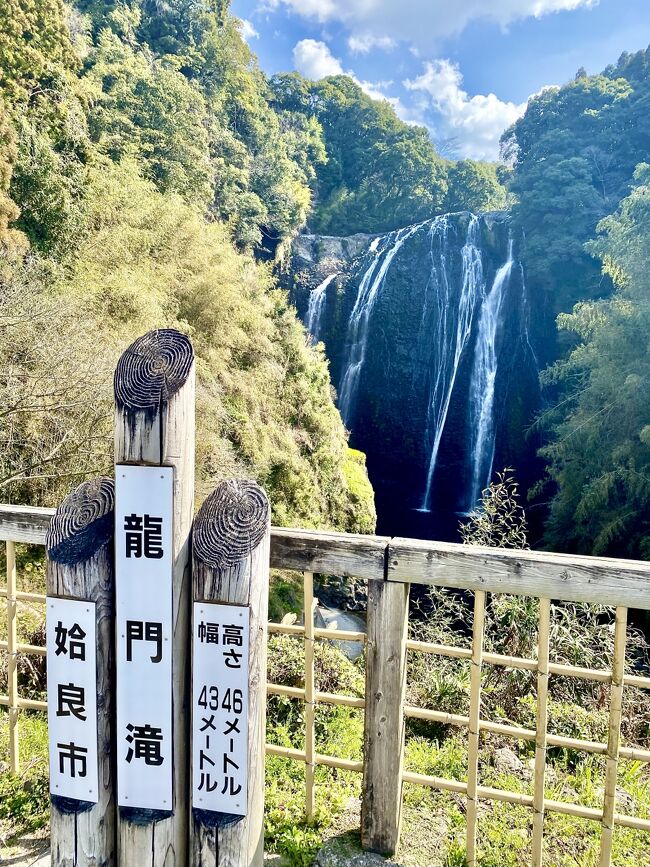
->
[284, 212, 542, 540]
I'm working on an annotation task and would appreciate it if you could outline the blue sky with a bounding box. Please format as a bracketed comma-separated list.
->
[230, 0, 650, 161]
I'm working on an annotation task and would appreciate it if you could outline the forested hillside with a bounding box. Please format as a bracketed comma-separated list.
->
[269, 72, 507, 235]
[502, 48, 650, 558]
[1, 0, 648, 558]
[503, 50, 650, 315]
[0, 0, 377, 531]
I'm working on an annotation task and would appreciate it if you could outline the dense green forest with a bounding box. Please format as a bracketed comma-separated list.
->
[0, 0, 649, 557]
[0, 0, 381, 530]
[501, 49, 650, 558]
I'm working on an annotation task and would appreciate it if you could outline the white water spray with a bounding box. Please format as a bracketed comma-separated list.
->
[467, 238, 514, 508]
[419, 215, 484, 513]
[306, 273, 337, 341]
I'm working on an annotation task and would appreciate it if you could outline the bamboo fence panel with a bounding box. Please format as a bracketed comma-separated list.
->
[0, 540, 48, 773]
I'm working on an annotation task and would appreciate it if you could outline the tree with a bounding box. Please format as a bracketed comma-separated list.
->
[537, 164, 650, 559]
[459, 469, 529, 549]
[0, 0, 76, 105]
[270, 73, 449, 236]
[445, 159, 508, 213]
[0, 1, 376, 533]
[0, 100, 28, 273]
[84, 31, 213, 209]
[502, 49, 650, 314]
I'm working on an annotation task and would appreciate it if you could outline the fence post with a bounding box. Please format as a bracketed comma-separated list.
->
[114, 328, 195, 867]
[190, 479, 270, 867]
[361, 578, 410, 856]
[46, 477, 116, 867]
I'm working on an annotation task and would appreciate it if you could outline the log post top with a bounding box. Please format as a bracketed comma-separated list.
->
[193, 479, 270, 569]
[46, 477, 115, 565]
[114, 328, 194, 413]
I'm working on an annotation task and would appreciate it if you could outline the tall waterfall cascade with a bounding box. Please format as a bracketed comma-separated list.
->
[468, 239, 514, 508]
[289, 211, 540, 539]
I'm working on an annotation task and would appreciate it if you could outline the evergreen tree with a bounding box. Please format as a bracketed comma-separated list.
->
[538, 164, 650, 558]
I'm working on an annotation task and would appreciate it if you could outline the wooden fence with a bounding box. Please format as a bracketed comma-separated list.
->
[2, 503, 650, 866]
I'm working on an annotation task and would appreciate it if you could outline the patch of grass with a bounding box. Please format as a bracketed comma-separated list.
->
[398, 733, 650, 867]
[264, 637, 364, 864]
[269, 570, 304, 623]
[0, 711, 50, 846]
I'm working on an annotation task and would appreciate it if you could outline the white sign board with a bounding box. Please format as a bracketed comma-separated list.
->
[47, 598, 98, 802]
[115, 464, 173, 810]
[192, 602, 249, 816]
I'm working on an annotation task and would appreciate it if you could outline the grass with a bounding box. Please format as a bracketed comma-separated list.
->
[0, 710, 50, 851]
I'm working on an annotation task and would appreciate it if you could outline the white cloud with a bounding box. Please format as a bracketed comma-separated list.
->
[239, 19, 259, 41]
[269, 0, 597, 47]
[347, 34, 396, 54]
[404, 59, 527, 160]
[293, 39, 344, 79]
[293, 39, 417, 124]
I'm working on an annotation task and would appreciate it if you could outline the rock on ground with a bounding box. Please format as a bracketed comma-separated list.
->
[315, 834, 403, 867]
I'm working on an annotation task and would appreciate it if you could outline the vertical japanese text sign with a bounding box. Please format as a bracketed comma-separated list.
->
[115, 465, 174, 810]
[47, 599, 98, 802]
[192, 603, 250, 815]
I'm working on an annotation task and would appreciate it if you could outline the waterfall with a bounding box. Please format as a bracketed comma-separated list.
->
[338, 223, 420, 426]
[290, 211, 538, 540]
[419, 215, 484, 513]
[467, 238, 514, 509]
[306, 273, 337, 341]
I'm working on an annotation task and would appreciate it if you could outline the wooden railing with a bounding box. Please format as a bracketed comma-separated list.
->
[2, 503, 650, 866]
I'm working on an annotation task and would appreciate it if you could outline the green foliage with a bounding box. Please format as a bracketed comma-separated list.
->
[503, 48, 650, 312]
[2, 153, 374, 530]
[537, 164, 650, 558]
[0, 0, 376, 532]
[0, 711, 49, 842]
[265, 635, 363, 864]
[84, 31, 212, 208]
[409, 584, 650, 743]
[504, 48, 650, 557]
[10, 113, 90, 258]
[341, 449, 376, 534]
[270, 72, 450, 235]
[445, 159, 508, 213]
[267, 570, 304, 623]
[0, 0, 76, 105]
[267, 633, 364, 700]
[459, 468, 529, 549]
[0, 100, 28, 272]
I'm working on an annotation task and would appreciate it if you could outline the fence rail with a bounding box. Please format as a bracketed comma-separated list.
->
[2, 503, 650, 866]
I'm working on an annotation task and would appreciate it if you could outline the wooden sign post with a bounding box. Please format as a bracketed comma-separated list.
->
[46, 477, 116, 867]
[191, 480, 270, 867]
[114, 328, 195, 867]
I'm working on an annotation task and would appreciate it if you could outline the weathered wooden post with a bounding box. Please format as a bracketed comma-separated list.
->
[113, 328, 195, 867]
[361, 579, 410, 856]
[46, 477, 116, 866]
[190, 479, 271, 867]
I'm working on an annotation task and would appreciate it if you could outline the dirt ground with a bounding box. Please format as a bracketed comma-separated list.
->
[1, 828, 49, 866]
